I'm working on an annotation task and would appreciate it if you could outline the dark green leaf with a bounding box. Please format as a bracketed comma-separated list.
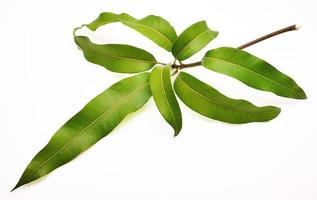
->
[150, 65, 182, 136]
[86, 12, 177, 51]
[174, 72, 281, 124]
[13, 73, 152, 191]
[75, 36, 157, 73]
[202, 47, 306, 99]
[172, 21, 218, 61]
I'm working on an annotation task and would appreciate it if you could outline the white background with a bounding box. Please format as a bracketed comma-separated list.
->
[1, 0, 317, 199]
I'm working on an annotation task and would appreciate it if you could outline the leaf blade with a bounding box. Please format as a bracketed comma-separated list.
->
[150, 65, 182, 135]
[13, 73, 152, 190]
[172, 21, 218, 61]
[174, 72, 281, 124]
[86, 12, 177, 51]
[75, 36, 157, 73]
[202, 47, 306, 99]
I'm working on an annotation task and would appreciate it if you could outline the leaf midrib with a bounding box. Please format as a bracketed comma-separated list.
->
[21, 83, 149, 182]
[204, 57, 301, 96]
[160, 68, 178, 132]
[86, 43, 157, 65]
[174, 29, 212, 59]
[178, 75, 276, 114]
[121, 19, 174, 48]
[88, 15, 174, 49]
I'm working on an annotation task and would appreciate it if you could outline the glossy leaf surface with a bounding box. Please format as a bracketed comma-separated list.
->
[13, 73, 152, 190]
[202, 47, 306, 99]
[86, 12, 177, 51]
[174, 72, 281, 124]
[75, 36, 156, 73]
[150, 65, 182, 136]
[172, 21, 218, 61]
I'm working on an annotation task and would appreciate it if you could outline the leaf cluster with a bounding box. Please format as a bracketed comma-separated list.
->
[13, 12, 306, 190]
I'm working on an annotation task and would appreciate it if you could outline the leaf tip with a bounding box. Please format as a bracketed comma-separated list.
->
[300, 91, 307, 99]
[276, 107, 282, 114]
[299, 94, 307, 99]
[173, 129, 181, 137]
[11, 176, 25, 192]
[270, 106, 282, 119]
[10, 183, 20, 192]
[295, 87, 307, 99]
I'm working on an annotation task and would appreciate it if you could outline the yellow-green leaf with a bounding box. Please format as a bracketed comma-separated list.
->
[86, 12, 177, 51]
[13, 73, 152, 191]
[75, 36, 157, 73]
[174, 72, 281, 124]
[150, 65, 182, 136]
[202, 47, 307, 99]
[172, 21, 218, 61]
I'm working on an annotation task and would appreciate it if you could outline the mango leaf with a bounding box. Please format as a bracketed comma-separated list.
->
[202, 47, 306, 99]
[75, 36, 157, 73]
[150, 65, 182, 136]
[172, 21, 218, 61]
[13, 73, 152, 191]
[85, 12, 177, 51]
[174, 72, 281, 124]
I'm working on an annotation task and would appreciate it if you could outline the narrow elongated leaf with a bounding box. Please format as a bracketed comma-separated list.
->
[75, 36, 156, 73]
[202, 47, 307, 99]
[174, 72, 281, 124]
[86, 12, 177, 51]
[150, 65, 182, 136]
[13, 73, 152, 191]
[172, 21, 218, 61]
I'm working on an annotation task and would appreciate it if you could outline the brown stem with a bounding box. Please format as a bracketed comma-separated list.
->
[177, 61, 201, 69]
[237, 24, 298, 49]
[172, 24, 299, 70]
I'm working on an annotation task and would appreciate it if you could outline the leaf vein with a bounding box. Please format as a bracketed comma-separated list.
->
[22, 83, 149, 182]
[86, 44, 157, 65]
[121, 19, 174, 47]
[204, 57, 300, 96]
[175, 29, 212, 59]
[178, 75, 276, 114]
[160, 68, 178, 132]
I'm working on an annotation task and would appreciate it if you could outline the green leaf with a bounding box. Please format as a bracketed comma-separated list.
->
[75, 36, 157, 73]
[13, 73, 152, 191]
[150, 65, 182, 136]
[172, 21, 218, 61]
[174, 72, 281, 124]
[86, 12, 177, 51]
[202, 47, 307, 99]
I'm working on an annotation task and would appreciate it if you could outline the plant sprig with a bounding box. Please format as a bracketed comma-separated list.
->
[13, 12, 306, 191]
[171, 24, 299, 70]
